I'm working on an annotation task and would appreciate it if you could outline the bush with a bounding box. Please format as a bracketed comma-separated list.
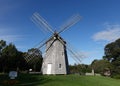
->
[112, 74, 120, 79]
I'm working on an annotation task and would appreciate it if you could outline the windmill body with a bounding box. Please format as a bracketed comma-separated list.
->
[42, 34, 69, 74]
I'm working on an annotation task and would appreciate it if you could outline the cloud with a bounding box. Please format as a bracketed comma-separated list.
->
[0, 27, 26, 42]
[0, 35, 24, 42]
[0, 0, 21, 18]
[0, 27, 29, 51]
[92, 24, 120, 42]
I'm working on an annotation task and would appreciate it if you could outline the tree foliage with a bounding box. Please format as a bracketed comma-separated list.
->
[69, 64, 91, 75]
[91, 59, 112, 74]
[104, 38, 120, 78]
[0, 43, 27, 72]
[0, 40, 43, 73]
[0, 40, 6, 50]
[0, 40, 6, 57]
[104, 39, 120, 61]
[26, 48, 43, 72]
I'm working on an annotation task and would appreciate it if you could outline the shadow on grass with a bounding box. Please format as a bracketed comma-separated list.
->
[0, 73, 51, 86]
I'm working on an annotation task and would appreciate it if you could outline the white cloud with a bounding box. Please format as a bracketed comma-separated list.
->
[93, 24, 120, 42]
[0, 1, 20, 18]
[0, 27, 29, 51]
[0, 35, 24, 42]
[0, 27, 26, 42]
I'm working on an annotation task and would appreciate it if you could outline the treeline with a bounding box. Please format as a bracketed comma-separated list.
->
[69, 59, 111, 76]
[69, 38, 120, 79]
[0, 40, 43, 73]
[69, 64, 91, 75]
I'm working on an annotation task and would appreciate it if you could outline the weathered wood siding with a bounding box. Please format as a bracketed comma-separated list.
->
[42, 37, 69, 75]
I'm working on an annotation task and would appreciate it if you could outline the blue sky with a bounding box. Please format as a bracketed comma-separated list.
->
[1, 0, 120, 65]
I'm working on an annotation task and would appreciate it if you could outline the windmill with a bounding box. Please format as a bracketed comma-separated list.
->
[25, 12, 83, 75]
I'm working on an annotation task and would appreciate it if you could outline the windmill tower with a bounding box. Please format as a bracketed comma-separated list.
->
[25, 12, 82, 75]
[42, 33, 69, 74]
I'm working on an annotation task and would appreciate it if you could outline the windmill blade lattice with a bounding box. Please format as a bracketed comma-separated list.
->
[58, 14, 81, 34]
[67, 42, 86, 60]
[24, 37, 49, 63]
[25, 49, 42, 63]
[57, 37, 82, 64]
[31, 12, 54, 34]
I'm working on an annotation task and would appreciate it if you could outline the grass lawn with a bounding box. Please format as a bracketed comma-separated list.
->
[0, 74, 120, 86]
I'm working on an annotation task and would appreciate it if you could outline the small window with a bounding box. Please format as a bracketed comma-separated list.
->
[59, 64, 61, 68]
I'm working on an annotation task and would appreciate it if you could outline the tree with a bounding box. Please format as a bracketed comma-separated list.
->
[69, 64, 91, 75]
[26, 48, 43, 72]
[1, 43, 27, 72]
[16, 51, 28, 71]
[0, 40, 6, 56]
[0, 40, 6, 72]
[104, 39, 120, 62]
[91, 59, 112, 75]
[69, 64, 79, 74]
[103, 38, 120, 78]
[0, 40, 6, 49]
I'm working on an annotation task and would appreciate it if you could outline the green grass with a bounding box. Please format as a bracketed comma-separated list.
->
[0, 74, 120, 86]
[41, 75, 120, 86]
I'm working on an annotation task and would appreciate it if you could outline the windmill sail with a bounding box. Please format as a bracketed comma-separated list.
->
[58, 14, 81, 34]
[31, 12, 54, 33]
[30, 12, 82, 75]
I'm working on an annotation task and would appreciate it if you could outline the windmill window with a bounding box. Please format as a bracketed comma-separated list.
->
[59, 64, 61, 68]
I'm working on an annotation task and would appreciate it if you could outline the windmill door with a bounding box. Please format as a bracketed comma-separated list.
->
[47, 63, 52, 74]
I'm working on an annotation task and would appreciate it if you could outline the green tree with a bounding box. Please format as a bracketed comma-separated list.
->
[0, 40, 6, 72]
[1, 43, 27, 72]
[104, 42, 120, 61]
[69, 64, 79, 74]
[0, 40, 6, 56]
[0, 40, 6, 49]
[104, 38, 120, 78]
[91, 59, 112, 74]
[69, 64, 91, 75]
[26, 48, 43, 72]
